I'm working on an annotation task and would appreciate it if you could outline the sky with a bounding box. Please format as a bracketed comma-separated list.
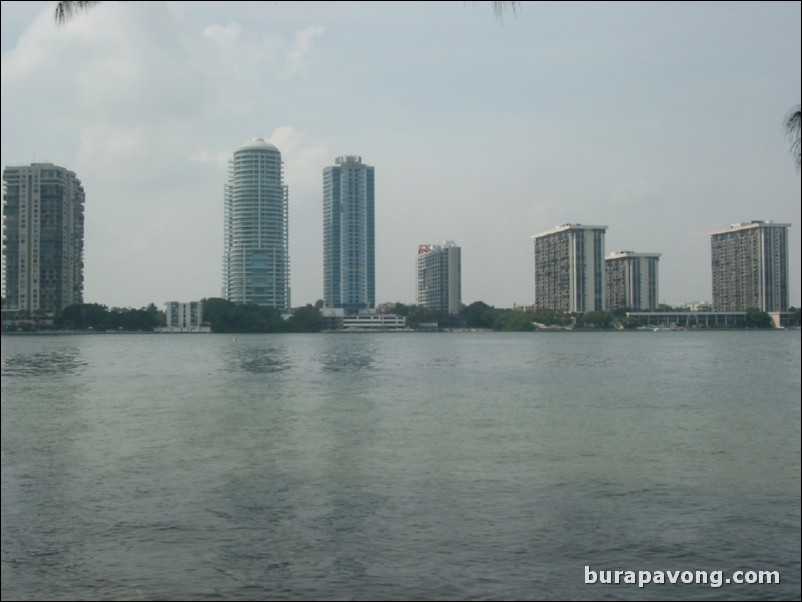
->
[2, 1, 800, 310]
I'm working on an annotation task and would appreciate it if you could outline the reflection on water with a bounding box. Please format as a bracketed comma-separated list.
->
[1, 344, 87, 377]
[318, 335, 377, 372]
[224, 341, 290, 374]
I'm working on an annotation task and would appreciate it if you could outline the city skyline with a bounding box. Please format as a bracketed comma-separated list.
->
[1, 2, 800, 309]
[0, 160, 795, 317]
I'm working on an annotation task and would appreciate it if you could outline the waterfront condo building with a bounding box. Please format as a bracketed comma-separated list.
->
[605, 251, 661, 311]
[2, 163, 85, 313]
[532, 224, 607, 313]
[323, 155, 375, 311]
[164, 301, 203, 331]
[416, 241, 462, 315]
[223, 138, 289, 310]
[710, 220, 790, 312]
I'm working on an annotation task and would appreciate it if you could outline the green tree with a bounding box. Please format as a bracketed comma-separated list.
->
[202, 297, 284, 333]
[744, 307, 773, 329]
[55, 0, 99, 24]
[405, 305, 456, 329]
[492, 309, 534, 331]
[785, 105, 801, 171]
[531, 308, 573, 327]
[56, 1, 520, 24]
[116, 306, 165, 331]
[56, 302, 165, 331]
[288, 305, 324, 333]
[461, 301, 496, 329]
[578, 311, 613, 329]
[145, 303, 166, 328]
[390, 302, 410, 317]
[56, 303, 109, 329]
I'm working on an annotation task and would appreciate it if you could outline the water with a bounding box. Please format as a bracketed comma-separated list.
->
[2, 331, 800, 600]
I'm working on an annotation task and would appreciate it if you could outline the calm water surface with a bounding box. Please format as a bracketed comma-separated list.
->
[2, 331, 800, 600]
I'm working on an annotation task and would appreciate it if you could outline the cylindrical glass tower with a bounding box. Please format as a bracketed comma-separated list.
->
[223, 138, 289, 310]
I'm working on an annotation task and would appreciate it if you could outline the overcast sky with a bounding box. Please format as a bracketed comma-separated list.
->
[2, 1, 800, 310]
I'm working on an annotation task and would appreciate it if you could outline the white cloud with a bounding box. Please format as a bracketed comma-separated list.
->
[189, 147, 231, 167]
[286, 25, 326, 77]
[611, 180, 655, 206]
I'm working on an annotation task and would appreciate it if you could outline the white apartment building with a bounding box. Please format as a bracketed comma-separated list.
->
[416, 241, 461, 315]
[163, 301, 206, 332]
[223, 138, 289, 310]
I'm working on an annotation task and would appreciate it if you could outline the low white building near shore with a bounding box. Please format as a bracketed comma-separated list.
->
[157, 301, 210, 332]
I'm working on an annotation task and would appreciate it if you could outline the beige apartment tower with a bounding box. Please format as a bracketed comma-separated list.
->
[710, 221, 790, 312]
[532, 224, 607, 313]
[416, 241, 461, 315]
[605, 251, 660, 311]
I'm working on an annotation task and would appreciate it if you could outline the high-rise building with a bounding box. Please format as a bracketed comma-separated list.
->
[416, 241, 461, 315]
[2, 163, 85, 313]
[710, 220, 790, 312]
[223, 138, 289, 310]
[323, 155, 375, 311]
[605, 251, 660, 311]
[532, 224, 607, 313]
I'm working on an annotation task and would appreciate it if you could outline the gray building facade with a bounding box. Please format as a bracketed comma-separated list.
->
[2, 163, 85, 313]
[533, 224, 607, 313]
[416, 241, 461, 315]
[605, 251, 660, 311]
[710, 220, 790, 312]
